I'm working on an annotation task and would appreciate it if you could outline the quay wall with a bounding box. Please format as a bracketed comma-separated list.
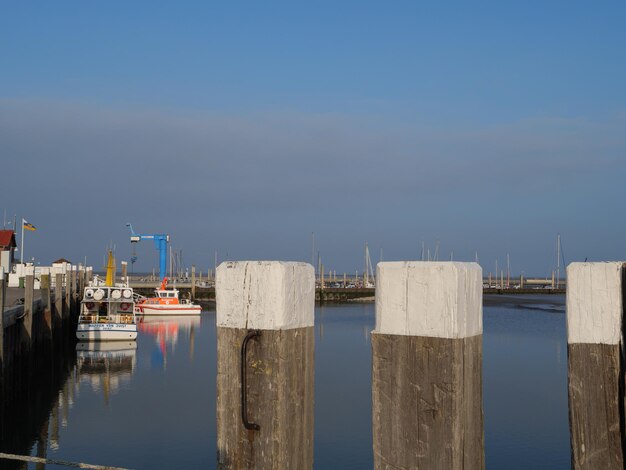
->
[1, 288, 77, 469]
[131, 284, 566, 304]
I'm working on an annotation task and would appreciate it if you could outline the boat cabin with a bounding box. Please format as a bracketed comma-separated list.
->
[156, 289, 179, 299]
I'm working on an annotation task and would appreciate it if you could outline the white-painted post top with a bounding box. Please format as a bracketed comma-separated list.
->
[375, 261, 482, 338]
[567, 262, 624, 345]
[216, 261, 315, 330]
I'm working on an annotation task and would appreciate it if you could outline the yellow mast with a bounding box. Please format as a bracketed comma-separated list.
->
[105, 250, 115, 286]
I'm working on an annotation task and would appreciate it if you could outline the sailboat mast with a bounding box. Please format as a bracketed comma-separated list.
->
[311, 232, 315, 273]
[556, 234, 561, 289]
[507, 253, 510, 288]
[495, 259, 499, 288]
[364, 242, 369, 287]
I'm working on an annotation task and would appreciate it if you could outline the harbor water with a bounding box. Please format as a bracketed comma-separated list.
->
[2, 296, 570, 469]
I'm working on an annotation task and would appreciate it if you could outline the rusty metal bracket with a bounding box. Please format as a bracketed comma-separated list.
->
[241, 329, 262, 430]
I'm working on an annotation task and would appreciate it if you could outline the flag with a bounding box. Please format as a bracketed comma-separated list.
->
[22, 219, 36, 231]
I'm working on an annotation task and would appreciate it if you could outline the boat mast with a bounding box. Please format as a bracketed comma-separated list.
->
[364, 242, 369, 288]
[507, 253, 510, 288]
[169, 244, 172, 279]
[556, 234, 561, 289]
[105, 250, 115, 287]
[311, 232, 315, 274]
[495, 259, 498, 288]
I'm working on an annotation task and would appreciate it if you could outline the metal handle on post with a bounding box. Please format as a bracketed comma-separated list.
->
[241, 329, 262, 431]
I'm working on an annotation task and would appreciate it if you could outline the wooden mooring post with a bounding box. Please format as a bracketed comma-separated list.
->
[78, 266, 86, 302]
[55, 273, 64, 323]
[64, 269, 71, 320]
[121, 261, 127, 283]
[40, 273, 52, 336]
[566, 262, 625, 469]
[216, 261, 315, 469]
[71, 267, 78, 316]
[23, 267, 35, 344]
[372, 261, 484, 470]
[0, 267, 5, 365]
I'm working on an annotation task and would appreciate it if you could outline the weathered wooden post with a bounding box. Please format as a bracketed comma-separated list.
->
[78, 265, 85, 297]
[191, 265, 196, 300]
[71, 267, 78, 316]
[567, 262, 625, 469]
[64, 268, 71, 320]
[23, 267, 35, 343]
[54, 273, 64, 323]
[0, 267, 5, 365]
[121, 261, 127, 283]
[40, 273, 52, 336]
[372, 261, 484, 470]
[216, 261, 314, 469]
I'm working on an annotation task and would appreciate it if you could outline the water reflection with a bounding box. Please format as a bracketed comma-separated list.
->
[0, 320, 76, 470]
[0, 299, 572, 469]
[75, 341, 137, 403]
[137, 315, 200, 369]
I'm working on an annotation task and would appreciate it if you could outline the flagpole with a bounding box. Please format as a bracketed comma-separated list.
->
[20, 218, 24, 264]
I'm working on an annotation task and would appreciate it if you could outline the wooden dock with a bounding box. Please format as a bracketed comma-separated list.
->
[1, 266, 84, 467]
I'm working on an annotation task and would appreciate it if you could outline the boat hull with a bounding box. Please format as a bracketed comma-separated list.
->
[138, 304, 202, 315]
[76, 323, 138, 341]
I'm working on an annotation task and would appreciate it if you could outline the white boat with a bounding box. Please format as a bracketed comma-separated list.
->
[135, 277, 202, 316]
[76, 251, 138, 341]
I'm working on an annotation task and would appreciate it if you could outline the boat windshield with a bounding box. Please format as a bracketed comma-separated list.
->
[157, 291, 177, 298]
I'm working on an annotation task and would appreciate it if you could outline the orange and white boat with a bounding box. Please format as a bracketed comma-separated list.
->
[135, 277, 202, 315]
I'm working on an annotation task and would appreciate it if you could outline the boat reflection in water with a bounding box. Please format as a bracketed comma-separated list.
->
[75, 341, 137, 404]
[137, 315, 200, 368]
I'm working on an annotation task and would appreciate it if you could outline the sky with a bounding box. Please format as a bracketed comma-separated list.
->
[1, 1, 625, 277]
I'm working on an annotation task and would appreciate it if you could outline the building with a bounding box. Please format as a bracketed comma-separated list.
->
[0, 229, 17, 273]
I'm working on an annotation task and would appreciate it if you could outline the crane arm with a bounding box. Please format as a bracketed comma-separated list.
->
[125, 223, 170, 280]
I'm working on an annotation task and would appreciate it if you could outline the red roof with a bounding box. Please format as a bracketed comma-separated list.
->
[0, 230, 17, 250]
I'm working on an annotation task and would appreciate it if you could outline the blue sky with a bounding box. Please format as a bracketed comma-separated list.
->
[1, 1, 625, 276]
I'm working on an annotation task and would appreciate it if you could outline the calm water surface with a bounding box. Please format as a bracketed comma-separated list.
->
[21, 296, 569, 469]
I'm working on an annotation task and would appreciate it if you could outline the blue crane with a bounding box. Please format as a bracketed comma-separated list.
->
[125, 223, 169, 280]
